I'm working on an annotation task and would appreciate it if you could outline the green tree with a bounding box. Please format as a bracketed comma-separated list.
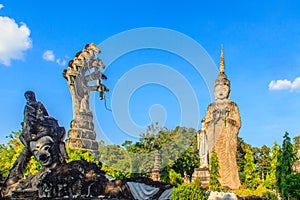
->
[172, 132, 199, 180]
[99, 144, 131, 178]
[123, 125, 196, 180]
[160, 165, 171, 183]
[282, 173, 300, 199]
[0, 131, 24, 180]
[293, 135, 300, 172]
[265, 142, 280, 189]
[293, 135, 300, 149]
[123, 123, 167, 175]
[237, 137, 250, 183]
[169, 169, 183, 186]
[244, 145, 260, 189]
[66, 147, 98, 163]
[101, 164, 130, 179]
[276, 132, 297, 198]
[256, 145, 271, 181]
[0, 131, 42, 180]
[209, 149, 221, 191]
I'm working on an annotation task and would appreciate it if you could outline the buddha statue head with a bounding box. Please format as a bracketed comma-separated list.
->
[214, 45, 231, 101]
[214, 73, 230, 101]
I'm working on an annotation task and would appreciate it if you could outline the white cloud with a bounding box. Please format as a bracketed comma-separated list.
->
[0, 16, 32, 66]
[56, 58, 66, 66]
[269, 79, 292, 90]
[269, 77, 300, 91]
[0, 4, 4, 9]
[42, 50, 55, 61]
[43, 50, 66, 66]
[292, 77, 300, 90]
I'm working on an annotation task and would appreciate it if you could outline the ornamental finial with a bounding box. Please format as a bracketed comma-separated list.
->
[220, 44, 225, 73]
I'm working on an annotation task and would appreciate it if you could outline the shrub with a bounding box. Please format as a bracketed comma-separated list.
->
[262, 191, 278, 200]
[171, 183, 209, 200]
[66, 147, 98, 163]
[253, 184, 268, 196]
[193, 177, 201, 187]
[235, 184, 278, 200]
[234, 188, 254, 196]
[169, 169, 183, 186]
[101, 164, 130, 179]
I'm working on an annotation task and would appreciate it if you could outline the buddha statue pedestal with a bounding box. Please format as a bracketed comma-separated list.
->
[192, 167, 210, 186]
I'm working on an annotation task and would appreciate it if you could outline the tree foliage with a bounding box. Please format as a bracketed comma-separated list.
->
[235, 184, 277, 199]
[1, 128, 300, 199]
[293, 135, 300, 149]
[171, 183, 209, 200]
[119, 125, 198, 180]
[0, 131, 24, 180]
[292, 135, 300, 172]
[66, 147, 98, 163]
[265, 142, 280, 189]
[99, 143, 131, 178]
[282, 173, 300, 199]
[101, 164, 130, 179]
[244, 145, 260, 189]
[169, 169, 183, 186]
[172, 132, 199, 179]
[255, 145, 271, 181]
[209, 149, 221, 191]
[237, 137, 250, 183]
[276, 132, 297, 198]
[0, 131, 42, 180]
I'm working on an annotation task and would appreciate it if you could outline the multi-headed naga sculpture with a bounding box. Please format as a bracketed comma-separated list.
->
[63, 43, 109, 156]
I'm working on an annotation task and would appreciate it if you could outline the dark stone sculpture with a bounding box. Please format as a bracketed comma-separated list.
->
[2, 91, 67, 196]
[1, 91, 171, 199]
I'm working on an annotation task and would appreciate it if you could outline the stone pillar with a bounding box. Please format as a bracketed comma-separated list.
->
[63, 43, 108, 158]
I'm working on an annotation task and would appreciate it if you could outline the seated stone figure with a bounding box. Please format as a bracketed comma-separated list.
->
[4, 91, 67, 188]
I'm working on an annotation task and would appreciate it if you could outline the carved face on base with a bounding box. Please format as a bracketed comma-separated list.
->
[30, 136, 56, 167]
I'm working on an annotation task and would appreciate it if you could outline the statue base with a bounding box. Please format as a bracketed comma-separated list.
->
[192, 167, 210, 186]
[68, 128, 96, 140]
[66, 134, 99, 158]
[11, 190, 38, 199]
[3, 160, 173, 199]
[66, 112, 99, 158]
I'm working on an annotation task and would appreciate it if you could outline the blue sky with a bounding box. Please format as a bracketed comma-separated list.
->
[0, 0, 300, 148]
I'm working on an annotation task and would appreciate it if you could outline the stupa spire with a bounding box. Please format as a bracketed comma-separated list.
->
[220, 44, 225, 73]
